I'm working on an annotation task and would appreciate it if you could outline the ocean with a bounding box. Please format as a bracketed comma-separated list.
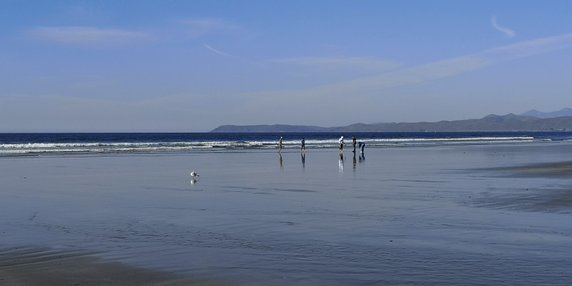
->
[1, 131, 570, 156]
[1, 132, 572, 285]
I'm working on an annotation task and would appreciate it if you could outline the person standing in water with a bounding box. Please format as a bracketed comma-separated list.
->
[338, 136, 344, 151]
[278, 136, 283, 152]
[352, 137, 357, 153]
[301, 138, 306, 151]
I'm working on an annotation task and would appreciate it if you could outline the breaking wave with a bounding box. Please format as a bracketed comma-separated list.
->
[0, 135, 538, 156]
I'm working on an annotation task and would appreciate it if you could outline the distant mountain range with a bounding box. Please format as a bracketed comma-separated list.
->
[212, 109, 572, 132]
[520, 108, 572, 118]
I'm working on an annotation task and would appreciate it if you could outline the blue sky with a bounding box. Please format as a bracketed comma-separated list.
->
[1, 0, 571, 131]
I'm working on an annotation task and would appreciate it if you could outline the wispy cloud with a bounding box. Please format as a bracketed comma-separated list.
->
[203, 44, 232, 57]
[270, 57, 400, 71]
[178, 18, 245, 38]
[326, 33, 572, 93]
[29, 26, 151, 46]
[261, 33, 572, 100]
[231, 33, 572, 126]
[491, 16, 516, 38]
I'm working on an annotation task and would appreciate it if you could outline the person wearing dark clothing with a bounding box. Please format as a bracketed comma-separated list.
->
[352, 137, 357, 153]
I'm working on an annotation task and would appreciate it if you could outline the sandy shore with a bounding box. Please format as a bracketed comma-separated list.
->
[0, 247, 223, 286]
[2, 145, 572, 285]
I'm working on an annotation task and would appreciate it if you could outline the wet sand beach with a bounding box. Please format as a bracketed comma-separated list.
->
[1, 142, 572, 285]
[476, 159, 572, 212]
[489, 160, 572, 178]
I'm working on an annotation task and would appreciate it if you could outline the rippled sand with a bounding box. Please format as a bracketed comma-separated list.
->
[0, 247, 206, 286]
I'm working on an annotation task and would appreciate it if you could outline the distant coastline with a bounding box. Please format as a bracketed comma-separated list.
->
[212, 113, 572, 133]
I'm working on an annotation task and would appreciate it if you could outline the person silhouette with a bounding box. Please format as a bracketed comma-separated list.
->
[352, 137, 357, 153]
[301, 138, 306, 151]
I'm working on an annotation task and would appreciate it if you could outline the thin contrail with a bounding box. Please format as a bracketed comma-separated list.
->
[491, 16, 516, 38]
[203, 44, 232, 57]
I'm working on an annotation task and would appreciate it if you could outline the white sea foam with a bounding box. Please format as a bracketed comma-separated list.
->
[0, 136, 537, 156]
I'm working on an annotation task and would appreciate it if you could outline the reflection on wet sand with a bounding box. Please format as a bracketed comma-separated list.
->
[353, 153, 356, 171]
[475, 161, 572, 212]
[487, 161, 572, 178]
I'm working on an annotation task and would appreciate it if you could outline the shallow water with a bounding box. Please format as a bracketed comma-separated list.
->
[1, 143, 572, 285]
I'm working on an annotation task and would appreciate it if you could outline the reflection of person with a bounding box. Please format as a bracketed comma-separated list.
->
[338, 136, 344, 151]
[358, 142, 365, 162]
[352, 137, 357, 153]
[278, 137, 283, 151]
[353, 152, 357, 170]
[301, 152, 306, 168]
[338, 153, 344, 173]
[301, 138, 306, 151]
[279, 152, 283, 169]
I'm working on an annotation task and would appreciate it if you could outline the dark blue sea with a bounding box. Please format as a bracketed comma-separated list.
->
[1, 132, 571, 156]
